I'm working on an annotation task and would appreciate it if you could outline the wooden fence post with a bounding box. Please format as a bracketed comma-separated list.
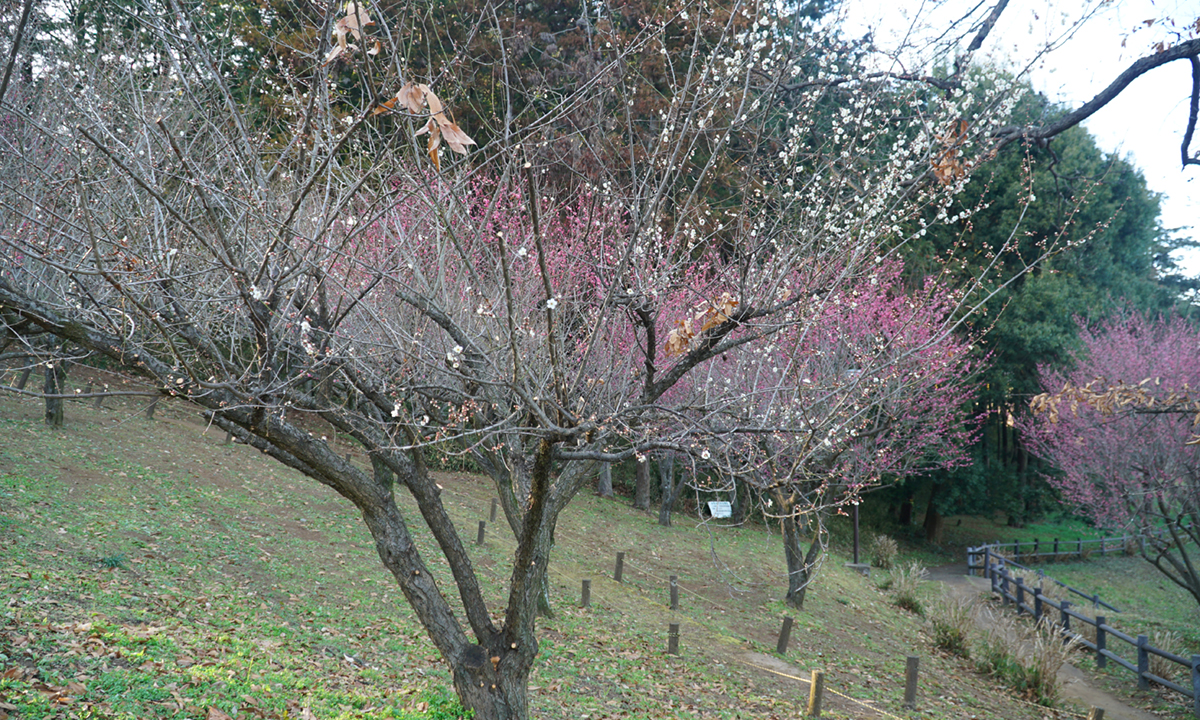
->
[1033, 538, 1039, 558]
[1137, 635, 1150, 690]
[93, 388, 105, 409]
[1015, 577, 1025, 614]
[669, 575, 679, 610]
[224, 429, 233, 445]
[776, 616, 793, 655]
[1000, 567, 1010, 605]
[477, 521, 486, 545]
[1078, 538, 1083, 559]
[145, 397, 159, 420]
[1053, 538, 1060, 556]
[807, 669, 824, 717]
[903, 656, 919, 709]
[1060, 600, 1071, 638]
[1087, 708, 1105, 720]
[490, 498, 498, 522]
[1033, 588, 1042, 620]
[614, 551, 624, 582]
[1100, 537, 1105, 556]
[1095, 616, 1107, 669]
[667, 623, 679, 655]
[580, 579, 590, 608]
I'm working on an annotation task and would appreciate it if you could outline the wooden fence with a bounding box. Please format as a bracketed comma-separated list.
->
[981, 554, 1200, 717]
[966, 530, 1175, 572]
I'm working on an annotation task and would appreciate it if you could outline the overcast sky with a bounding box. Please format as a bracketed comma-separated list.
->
[841, 0, 1200, 275]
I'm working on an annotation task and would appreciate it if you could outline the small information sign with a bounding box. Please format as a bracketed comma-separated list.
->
[706, 501, 732, 519]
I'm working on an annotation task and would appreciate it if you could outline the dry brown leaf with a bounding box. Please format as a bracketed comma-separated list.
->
[414, 117, 436, 137]
[440, 122, 476, 154]
[206, 707, 233, 720]
[370, 97, 398, 116]
[397, 82, 424, 113]
[367, 39, 381, 55]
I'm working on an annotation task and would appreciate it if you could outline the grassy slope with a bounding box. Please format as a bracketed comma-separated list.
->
[0, 386, 1173, 719]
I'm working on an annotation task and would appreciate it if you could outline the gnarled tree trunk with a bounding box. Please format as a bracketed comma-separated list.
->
[781, 502, 823, 610]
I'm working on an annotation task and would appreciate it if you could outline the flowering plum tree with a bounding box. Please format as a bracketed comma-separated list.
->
[3, 0, 1199, 717]
[687, 262, 979, 607]
[1024, 314, 1200, 606]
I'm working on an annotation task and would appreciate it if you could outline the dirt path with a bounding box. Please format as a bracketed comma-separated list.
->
[929, 564, 1158, 720]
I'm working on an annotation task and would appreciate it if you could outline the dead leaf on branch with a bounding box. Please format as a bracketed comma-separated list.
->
[324, 2, 374, 65]
[381, 82, 476, 166]
[932, 119, 970, 186]
[664, 293, 740, 357]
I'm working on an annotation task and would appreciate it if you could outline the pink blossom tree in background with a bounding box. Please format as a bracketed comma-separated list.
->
[1023, 313, 1200, 606]
[698, 262, 980, 607]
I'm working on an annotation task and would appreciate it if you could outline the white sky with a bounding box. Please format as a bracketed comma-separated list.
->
[841, 0, 1200, 275]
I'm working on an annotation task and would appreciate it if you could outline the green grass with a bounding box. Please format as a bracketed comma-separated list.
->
[0, 388, 1185, 719]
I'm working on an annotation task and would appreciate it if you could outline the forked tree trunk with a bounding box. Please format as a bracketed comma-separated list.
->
[634, 459, 650, 510]
[781, 508, 823, 610]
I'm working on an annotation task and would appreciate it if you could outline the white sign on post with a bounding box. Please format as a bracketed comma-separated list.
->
[707, 501, 732, 519]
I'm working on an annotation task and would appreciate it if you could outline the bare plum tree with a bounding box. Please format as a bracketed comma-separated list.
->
[2, 0, 1198, 717]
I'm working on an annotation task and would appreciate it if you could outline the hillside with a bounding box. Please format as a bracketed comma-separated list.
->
[0, 382, 1129, 719]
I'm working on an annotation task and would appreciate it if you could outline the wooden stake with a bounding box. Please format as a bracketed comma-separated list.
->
[776, 616, 793, 655]
[807, 669, 824, 717]
[903, 655, 919, 709]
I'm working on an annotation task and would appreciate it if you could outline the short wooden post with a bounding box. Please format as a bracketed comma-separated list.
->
[1000, 568, 1010, 605]
[667, 623, 679, 655]
[1087, 708, 1105, 720]
[1078, 538, 1083, 558]
[345, 452, 352, 464]
[1061, 600, 1072, 638]
[490, 498, 498, 522]
[224, 429, 233, 445]
[1033, 588, 1042, 620]
[93, 389, 104, 409]
[1092, 593, 1100, 609]
[1013, 538, 1020, 562]
[903, 656, 919, 709]
[145, 397, 159, 419]
[1053, 538, 1060, 556]
[1095, 616, 1107, 669]
[1190, 654, 1199, 718]
[83, 381, 93, 397]
[1015, 577, 1025, 614]
[1033, 538, 1039, 558]
[1137, 635, 1150, 690]
[580, 579, 590, 608]
[476, 521, 486, 545]
[1100, 537, 1105, 556]
[669, 575, 679, 610]
[776, 616, 793, 655]
[614, 551, 624, 582]
[807, 669, 824, 717]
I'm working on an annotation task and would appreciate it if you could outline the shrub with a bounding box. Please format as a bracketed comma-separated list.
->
[869, 534, 898, 570]
[1149, 630, 1183, 684]
[972, 607, 1076, 706]
[929, 597, 973, 657]
[891, 562, 928, 616]
[1023, 618, 1077, 705]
